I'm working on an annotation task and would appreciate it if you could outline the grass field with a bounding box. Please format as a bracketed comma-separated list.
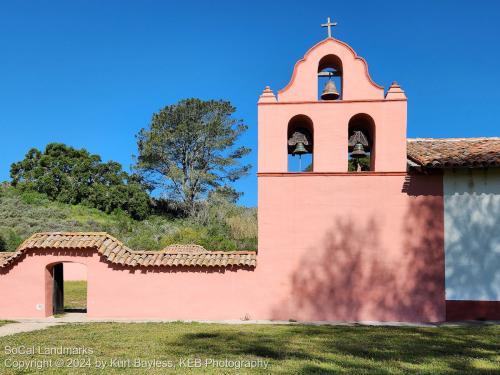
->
[0, 322, 498, 374]
[64, 281, 87, 310]
[0, 321, 12, 327]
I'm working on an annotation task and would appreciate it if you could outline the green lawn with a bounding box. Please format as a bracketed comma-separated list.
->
[0, 323, 498, 374]
[64, 281, 87, 310]
[0, 320, 13, 327]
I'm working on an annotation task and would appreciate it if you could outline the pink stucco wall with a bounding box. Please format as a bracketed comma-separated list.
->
[258, 100, 407, 173]
[63, 262, 87, 281]
[257, 173, 445, 322]
[0, 174, 444, 322]
[278, 38, 384, 101]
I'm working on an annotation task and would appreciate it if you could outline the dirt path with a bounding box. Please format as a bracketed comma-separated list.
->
[0, 322, 60, 337]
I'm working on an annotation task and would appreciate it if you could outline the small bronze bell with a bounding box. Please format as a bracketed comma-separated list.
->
[351, 142, 366, 158]
[293, 142, 307, 155]
[321, 79, 340, 100]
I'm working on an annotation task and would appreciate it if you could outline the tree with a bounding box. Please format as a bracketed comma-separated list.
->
[10, 143, 150, 219]
[348, 156, 371, 171]
[135, 99, 251, 215]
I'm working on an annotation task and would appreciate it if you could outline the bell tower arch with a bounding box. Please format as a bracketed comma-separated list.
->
[287, 115, 314, 172]
[318, 54, 343, 101]
[258, 26, 407, 173]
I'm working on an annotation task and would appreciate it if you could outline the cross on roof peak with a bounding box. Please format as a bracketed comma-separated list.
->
[321, 17, 337, 38]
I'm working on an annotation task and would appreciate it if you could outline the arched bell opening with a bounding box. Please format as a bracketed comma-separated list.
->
[348, 113, 375, 172]
[287, 115, 314, 172]
[318, 54, 343, 101]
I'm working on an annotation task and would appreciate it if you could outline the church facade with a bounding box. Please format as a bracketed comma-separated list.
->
[0, 33, 498, 322]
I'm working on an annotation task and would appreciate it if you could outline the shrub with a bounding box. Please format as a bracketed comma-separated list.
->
[10, 143, 151, 220]
[0, 235, 6, 251]
[0, 186, 257, 252]
[0, 229, 23, 252]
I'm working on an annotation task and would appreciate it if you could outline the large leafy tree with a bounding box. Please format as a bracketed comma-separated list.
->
[10, 143, 150, 219]
[135, 98, 251, 215]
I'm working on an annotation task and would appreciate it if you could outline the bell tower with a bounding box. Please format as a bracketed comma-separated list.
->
[257, 19, 407, 173]
[254, 21, 445, 323]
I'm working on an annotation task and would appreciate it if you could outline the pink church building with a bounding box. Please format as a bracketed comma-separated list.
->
[0, 29, 499, 322]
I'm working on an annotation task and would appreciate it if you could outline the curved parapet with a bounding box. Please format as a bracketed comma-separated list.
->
[0, 232, 257, 269]
[278, 38, 384, 102]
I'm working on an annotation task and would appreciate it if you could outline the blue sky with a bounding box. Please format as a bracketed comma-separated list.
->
[0, 1, 499, 207]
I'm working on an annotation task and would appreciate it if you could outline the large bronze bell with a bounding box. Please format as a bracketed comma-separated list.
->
[351, 142, 366, 158]
[293, 142, 307, 155]
[321, 79, 340, 100]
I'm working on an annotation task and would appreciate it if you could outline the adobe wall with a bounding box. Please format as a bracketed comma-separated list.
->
[64, 262, 87, 281]
[0, 251, 98, 318]
[0, 251, 259, 320]
[0, 174, 446, 322]
[258, 173, 445, 322]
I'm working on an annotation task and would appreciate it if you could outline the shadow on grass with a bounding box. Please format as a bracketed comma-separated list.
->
[177, 330, 296, 360]
[0, 322, 497, 374]
[172, 324, 500, 374]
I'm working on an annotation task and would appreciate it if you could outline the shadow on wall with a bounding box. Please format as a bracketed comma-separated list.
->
[445, 172, 500, 300]
[272, 185, 444, 322]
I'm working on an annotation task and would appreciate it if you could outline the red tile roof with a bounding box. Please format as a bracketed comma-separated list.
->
[407, 138, 500, 169]
[0, 232, 256, 269]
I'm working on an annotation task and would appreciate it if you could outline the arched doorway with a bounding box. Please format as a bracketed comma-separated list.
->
[48, 262, 88, 315]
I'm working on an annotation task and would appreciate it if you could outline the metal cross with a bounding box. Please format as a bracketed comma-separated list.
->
[321, 17, 337, 38]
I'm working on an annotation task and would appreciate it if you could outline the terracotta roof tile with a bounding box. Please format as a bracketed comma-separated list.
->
[407, 138, 500, 169]
[0, 232, 256, 269]
[162, 244, 208, 253]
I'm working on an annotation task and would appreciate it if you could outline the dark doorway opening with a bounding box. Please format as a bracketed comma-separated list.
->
[51, 262, 87, 315]
[52, 263, 64, 314]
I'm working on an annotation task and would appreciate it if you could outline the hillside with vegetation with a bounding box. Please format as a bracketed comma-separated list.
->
[0, 98, 257, 253]
[0, 184, 257, 252]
